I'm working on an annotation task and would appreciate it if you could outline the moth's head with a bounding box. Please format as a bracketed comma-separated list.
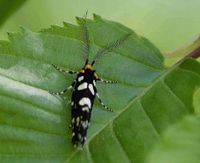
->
[79, 64, 97, 79]
[84, 64, 93, 71]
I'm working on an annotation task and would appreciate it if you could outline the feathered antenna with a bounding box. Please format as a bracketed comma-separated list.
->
[79, 10, 90, 65]
[91, 33, 132, 65]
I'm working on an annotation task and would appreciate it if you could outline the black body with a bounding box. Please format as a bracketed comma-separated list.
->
[71, 65, 97, 145]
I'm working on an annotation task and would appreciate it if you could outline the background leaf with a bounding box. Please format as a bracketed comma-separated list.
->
[146, 115, 200, 163]
[0, 15, 199, 162]
[193, 87, 200, 116]
[165, 37, 200, 66]
[0, 0, 27, 27]
[1, 0, 200, 53]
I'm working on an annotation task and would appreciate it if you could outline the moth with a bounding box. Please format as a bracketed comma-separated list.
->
[50, 14, 131, 146]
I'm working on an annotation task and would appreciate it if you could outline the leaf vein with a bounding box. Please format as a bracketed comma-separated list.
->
[111, 122, 132, 163]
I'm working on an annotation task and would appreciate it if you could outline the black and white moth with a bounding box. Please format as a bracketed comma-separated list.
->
[50, 15, 131, 146]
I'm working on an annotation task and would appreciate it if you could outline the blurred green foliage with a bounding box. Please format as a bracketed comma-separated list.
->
[0, 0, 27, 26]
[146, 116, 200, 163]
[0, 0, 200, 53]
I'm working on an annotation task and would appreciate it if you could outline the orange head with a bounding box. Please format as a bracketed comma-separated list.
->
[79, 64, 98, 79]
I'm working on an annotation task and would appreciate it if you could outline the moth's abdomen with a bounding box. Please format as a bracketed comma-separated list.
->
[71, 104, 91, 145]
[71, 75, 96, 146]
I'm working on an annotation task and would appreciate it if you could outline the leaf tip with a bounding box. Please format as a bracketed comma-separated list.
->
[63, 21, 68, 26]
[19, 26, 32, 35]
[75, 16, 82, 24]
[7, 32, 11, 36]
[7, 31, 16, 41]
[93, 14, 101, 21]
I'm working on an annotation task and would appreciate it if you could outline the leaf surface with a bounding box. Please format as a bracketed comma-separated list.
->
[146, 116, 200, 163]
[0, 15, 199, 163]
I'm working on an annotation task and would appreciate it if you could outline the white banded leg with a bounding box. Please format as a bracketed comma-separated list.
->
[97, 78, 117, 84]
[49, 80, 76, 95]
[52, 64, 78, 75]
[49, 85, 73, 95]
[96, 93, 113, 112]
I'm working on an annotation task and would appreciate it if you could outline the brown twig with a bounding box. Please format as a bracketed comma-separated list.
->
[187, 46, 200, 59]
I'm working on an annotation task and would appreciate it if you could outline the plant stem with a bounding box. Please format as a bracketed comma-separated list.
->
[187, 46, 200, 59]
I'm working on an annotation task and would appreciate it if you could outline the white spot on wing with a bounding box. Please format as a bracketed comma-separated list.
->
[88, 84, 95, 95]
[93, 80, 96, 86]
[72, 118, 75, 124]
[81, 120, 88, 129]
[79, 97, 91, 108]
[77, 82, 87, 90]
[76, 117, 80, 126]
[82, 106, 89, 112]
[78, 76, 84, 82]
[71, 101, 74, 106]
[78, 134, 82, 139]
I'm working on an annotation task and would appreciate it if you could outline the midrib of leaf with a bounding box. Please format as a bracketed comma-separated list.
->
[67, 57, 193, 162]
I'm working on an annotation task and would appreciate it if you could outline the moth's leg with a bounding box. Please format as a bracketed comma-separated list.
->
[49, 85, 72, 95]
[52, 64, 78, 75]
[96, 93, 113, 112]
[49, 80, 76, 95]
[96, 78, 117, 84]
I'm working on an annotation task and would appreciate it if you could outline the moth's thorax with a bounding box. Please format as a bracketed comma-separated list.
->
[79, 64, 97, 81]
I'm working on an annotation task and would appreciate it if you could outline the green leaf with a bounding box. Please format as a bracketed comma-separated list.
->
[146, 115, 200, 163]
[193, 87, 200, 116]
[1, 1, 200, 52]
[0, 0, 27, 27]
[0, 15, 199, 162]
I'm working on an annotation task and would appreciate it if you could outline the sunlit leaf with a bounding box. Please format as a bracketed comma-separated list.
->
[0, 15, 199, 162]
[0, 0, 27, 26]
[146, 116, 200, 163]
